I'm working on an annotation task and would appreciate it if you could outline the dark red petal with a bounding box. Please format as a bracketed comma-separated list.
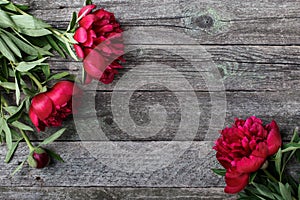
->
[99, 24, 113, 33]
[78, 4, 96, 18]
[29, 107, 43, 131]
[46, 81, 74, 106]
[31, 93, 53, 120]
[224, 170, 249, 194]
[83, 49, 106, 79]
[33, 152, 50, 169]
[266, 120, 282, 156]
[83, 30, 97, 47]
[79, 14, 97, 30]
[74, 44, 85, 59]
[74, 27, 88, 43]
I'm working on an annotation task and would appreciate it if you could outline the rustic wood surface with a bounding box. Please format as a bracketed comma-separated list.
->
[1, 0, 300, 199]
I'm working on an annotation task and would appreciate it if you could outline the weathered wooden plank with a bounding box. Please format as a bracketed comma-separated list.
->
[14, 0, 300, 45]
[30, 91, 300, 142]
[0, 141, 225, 187]
[0, 187, 236, 200]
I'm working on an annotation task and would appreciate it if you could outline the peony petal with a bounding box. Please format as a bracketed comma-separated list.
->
[83, 30, 97, 47]
[46, 81, 74, 106]
[224, 170, 249, 194]
[74, 27, 88, 43]
[29, 107, 46, 131]
[99, 24, 113, 33]
[78, 4, 96, 18]
[30, 93, 54, 120]
[79, 14, 97, 30]
[266, 120, 282, 156]
[83, 50, 106, 79]
[74, 44, 85, 59]
[94, 9, 111, 19]
[237, 142, 268, 174]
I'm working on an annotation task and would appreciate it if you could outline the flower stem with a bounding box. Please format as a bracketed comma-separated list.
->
[20, 129, 34, 152]
[262, 169, 278, 182]
[27, 73, 43, 92]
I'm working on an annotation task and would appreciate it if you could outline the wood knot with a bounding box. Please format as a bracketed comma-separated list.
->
[193, 15, 214, 28]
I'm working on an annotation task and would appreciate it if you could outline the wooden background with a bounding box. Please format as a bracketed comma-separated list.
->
[1, 0, 300, 199]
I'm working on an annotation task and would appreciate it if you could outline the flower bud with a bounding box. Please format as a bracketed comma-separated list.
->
[27, 148, 50, 169]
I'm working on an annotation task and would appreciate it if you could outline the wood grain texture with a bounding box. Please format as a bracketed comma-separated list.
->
[2, 0, 299, 199]
[0, 187, 236, 200]
[13, 0, 300, 45]
[0, 141, 225, 187]
[32, 91, 299, 142]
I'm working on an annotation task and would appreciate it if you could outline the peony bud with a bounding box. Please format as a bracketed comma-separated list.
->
[27, 148, 50, 169]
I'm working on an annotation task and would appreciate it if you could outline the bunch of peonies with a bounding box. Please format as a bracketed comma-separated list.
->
[213, 116, 282, 193]
[74, 4, 124, 84]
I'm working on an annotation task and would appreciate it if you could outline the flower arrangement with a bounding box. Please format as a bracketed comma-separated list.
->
[0, 0, 123, 173]
[213, 116, 300, 199]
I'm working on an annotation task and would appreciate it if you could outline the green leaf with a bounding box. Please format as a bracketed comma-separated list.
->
[10, 159, 25, 176]
[291, 127, 299, 143]
[2, 30, 38, 55]
[252, 183, 275, 199]
[0, 9, 16, 28]
[0, 1, 9, 5]
[18, 28, 52, 37]
[67, 12, 77, 32]
[48, 72, 69, 81]
[211, 168, 226, 176]
[65, 40, 78, 61]
[0, 81, 15, 90]
[41, 64, 50, 79]
[46, 35, 65, 58]
[39, 128, 66, 146]
[275, 148, 282, 176]
[3, 106, 17, 114]
[85, 0, 93, 5]
[2, 118, 12, 150]
[16, 57, 48, 72]
[14, 75, 20, 105]
[282, 143, 300, 153]
[249, 172, 257, 184]
[0, 36, 16, 62]
[11, 121, 33, 131]
[11, 15, 51, 29]
[279, 182, 292, 200]
[5, 137, 22, 163]
[7, 99, 25, 123]
[45, 149, 64, 162]
[0, 33, 22, 58]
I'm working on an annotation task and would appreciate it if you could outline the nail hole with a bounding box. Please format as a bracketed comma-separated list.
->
[194, 15, 214, 28]
[17, 162, 22, 165]
[35, 177, 41, 181]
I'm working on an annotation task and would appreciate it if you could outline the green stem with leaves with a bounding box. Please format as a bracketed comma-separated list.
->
[20, 129, 34, 152]
[27, 73, 43, 92]
[262, 169, 278, 183]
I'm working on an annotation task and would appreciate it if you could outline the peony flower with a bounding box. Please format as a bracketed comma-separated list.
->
[27, 147, 50, 169]
[213, 116, 282, 194]
[29, 81, 80, 131]
[74, 4, 124, 84]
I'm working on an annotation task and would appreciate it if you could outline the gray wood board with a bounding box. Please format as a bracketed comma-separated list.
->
[0, 187, 236, 200]
[28, 90, 299, 142]
[0, 141, 225, 187]
[13, 0, 300, 45]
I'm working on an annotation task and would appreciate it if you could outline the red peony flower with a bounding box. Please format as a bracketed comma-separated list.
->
[27, 147, 50, 169]
[74, 4, 124, 84]
[29, 81, 80, 132]
[213, 116, 282, 194]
